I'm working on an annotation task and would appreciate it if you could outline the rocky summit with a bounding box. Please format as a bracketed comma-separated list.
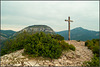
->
[12, 25, 55, 37]
[19, 25, 55, 34]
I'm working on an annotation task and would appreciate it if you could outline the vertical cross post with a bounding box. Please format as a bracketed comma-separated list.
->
[68, 17, 70, 40]
[65, 16, 73, 40]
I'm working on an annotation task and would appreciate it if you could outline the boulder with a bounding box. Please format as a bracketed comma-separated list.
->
[45, 60, 50, 63]
[76, 54, 81, 58]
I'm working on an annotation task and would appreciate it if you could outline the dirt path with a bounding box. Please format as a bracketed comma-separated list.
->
[0, 40, 93, 66]
[64, 40, 93, 66]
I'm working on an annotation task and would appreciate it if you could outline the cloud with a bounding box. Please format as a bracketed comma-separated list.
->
[1, 1, 99, 31]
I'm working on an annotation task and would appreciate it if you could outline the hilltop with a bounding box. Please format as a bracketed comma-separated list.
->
[56, 27, 99, 41]
[13, 25, 55, 36]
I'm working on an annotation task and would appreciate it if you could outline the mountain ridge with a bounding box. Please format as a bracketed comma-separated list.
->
[56, 27, 98, 32]
[0, 30, 16, 39]
[12, 25, 55, 37]
[0, 26, 99, 41]
[56, 27, 99, 41]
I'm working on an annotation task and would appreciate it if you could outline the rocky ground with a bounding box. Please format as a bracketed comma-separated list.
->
[0, 40, 93, 66]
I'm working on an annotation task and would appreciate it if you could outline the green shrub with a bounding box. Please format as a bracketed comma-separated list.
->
[24, 32, 62, 59]
[51, 34, 64, 41]
[83, 54, 99, 66]
[1, 31, 30, 56]
[69, 44, 76, 51]
[77, 40, 80, 42]
[92, 45, 99, 57]
[59, 41, 76, 51]
[60, 40, 69, 50]
[85, 41, 89, 46]
[83, 39, 99, 66]
[1, 49, 8, 56]
[85, 39, 99, 57]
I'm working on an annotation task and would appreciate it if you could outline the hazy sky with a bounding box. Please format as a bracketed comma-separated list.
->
[1, 1, 99, 32]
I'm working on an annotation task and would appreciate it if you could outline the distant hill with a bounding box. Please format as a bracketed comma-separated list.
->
[0, 30, 16, 40]
[21, 25, 55, 34]
[0, 30, 16, 48]
[56, 27, 99, 41]
[13, 25, 55, 37]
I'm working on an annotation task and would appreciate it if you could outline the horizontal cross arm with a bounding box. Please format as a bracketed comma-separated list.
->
[65, 20, 69, 21]
[65, 19, 73, 22]
[70, 20, 73, 22]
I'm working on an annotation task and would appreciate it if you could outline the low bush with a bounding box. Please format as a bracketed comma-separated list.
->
[85, 40, 90, 46]
[1, 49, 8, 56]
[92, 45, 99, 57]
[85, 39, 99, 57]
[60, 40, 69, 50]
[69, 44, 76, 51]
[83, 54, 99, 66]
[1, 31, 31, 56]
[24, 32, 62, 59]
[77, 40, 80, 42]
[51, 34, 64, 41]
[83, 39, 99, 66]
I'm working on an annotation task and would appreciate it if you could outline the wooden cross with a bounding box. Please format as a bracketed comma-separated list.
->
[65, 16, 73, 40]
